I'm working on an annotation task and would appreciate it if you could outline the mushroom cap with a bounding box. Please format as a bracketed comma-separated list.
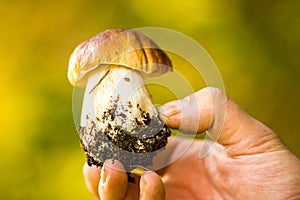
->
[68, 29, 173, 86]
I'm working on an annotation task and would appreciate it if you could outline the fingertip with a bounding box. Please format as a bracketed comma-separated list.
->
[99, 159, 128, 200]
[159, 101, 181, 129]
[83, 162, 101, 179]
[83, 162, 101, 200]
[159, 101, 181, 118]
[140, 171, 165, 200]
[103, 159, 126, 174]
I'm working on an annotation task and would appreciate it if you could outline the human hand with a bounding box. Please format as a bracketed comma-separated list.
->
[84, 87, 300, 199]
[83, 159, 165, 200]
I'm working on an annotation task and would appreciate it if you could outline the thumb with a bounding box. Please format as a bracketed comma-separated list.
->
[159, 87, 284, 156]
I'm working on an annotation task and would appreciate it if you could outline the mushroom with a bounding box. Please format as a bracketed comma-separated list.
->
[67, 29, 173, 171]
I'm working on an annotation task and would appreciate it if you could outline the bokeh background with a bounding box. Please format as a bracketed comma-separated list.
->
[1, 0, 299, 199]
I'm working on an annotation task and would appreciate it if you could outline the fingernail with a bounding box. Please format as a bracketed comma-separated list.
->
[159, 101, 180, 117]
[101, 159, 116, 183]
[140, 171, 151, 199]
[142, 171, 152, 183]
[104, 159, 122, 171]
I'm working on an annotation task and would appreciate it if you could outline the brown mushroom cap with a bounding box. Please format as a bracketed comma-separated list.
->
[68, 29, 173, 86]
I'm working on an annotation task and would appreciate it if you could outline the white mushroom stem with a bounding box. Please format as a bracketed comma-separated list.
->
[81, 65, 158, 138]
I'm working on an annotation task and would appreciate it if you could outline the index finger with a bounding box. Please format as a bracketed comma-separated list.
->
[83, 162, 101, 200]
[99, 159, 128, 200]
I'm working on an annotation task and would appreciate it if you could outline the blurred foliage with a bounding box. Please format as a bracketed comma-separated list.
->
[0, 0, 299, 199]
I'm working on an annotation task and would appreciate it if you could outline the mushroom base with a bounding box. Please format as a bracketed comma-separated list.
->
[79, 116, 171, 173]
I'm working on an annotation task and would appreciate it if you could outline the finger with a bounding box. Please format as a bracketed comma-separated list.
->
[159, 88, 212, 134]
[159, 87, 284, 156]
[140, 171, 165, 200]
[99, 159, 128, 200]
[83, 162, 101, 200]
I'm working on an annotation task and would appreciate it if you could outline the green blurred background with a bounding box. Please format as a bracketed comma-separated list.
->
[1, 0, 299, 199]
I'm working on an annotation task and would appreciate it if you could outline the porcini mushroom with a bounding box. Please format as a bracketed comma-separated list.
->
[68, 29, 173, 171]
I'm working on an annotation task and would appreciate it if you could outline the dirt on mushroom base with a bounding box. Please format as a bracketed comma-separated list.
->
[78, 97, 171, 174]
[79, 118, 170, 168]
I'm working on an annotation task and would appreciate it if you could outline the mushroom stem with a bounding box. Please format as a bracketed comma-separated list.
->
[80, 65, 170, 170]
[93, 65, 158, 133]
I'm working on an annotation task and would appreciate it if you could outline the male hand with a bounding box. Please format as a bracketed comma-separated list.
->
[84, 87, 300, 199]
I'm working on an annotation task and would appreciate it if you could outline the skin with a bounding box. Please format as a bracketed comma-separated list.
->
[83, 87, 300, 200]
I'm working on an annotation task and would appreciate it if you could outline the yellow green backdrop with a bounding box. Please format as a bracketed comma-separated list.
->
[1, 0, 299, 199]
